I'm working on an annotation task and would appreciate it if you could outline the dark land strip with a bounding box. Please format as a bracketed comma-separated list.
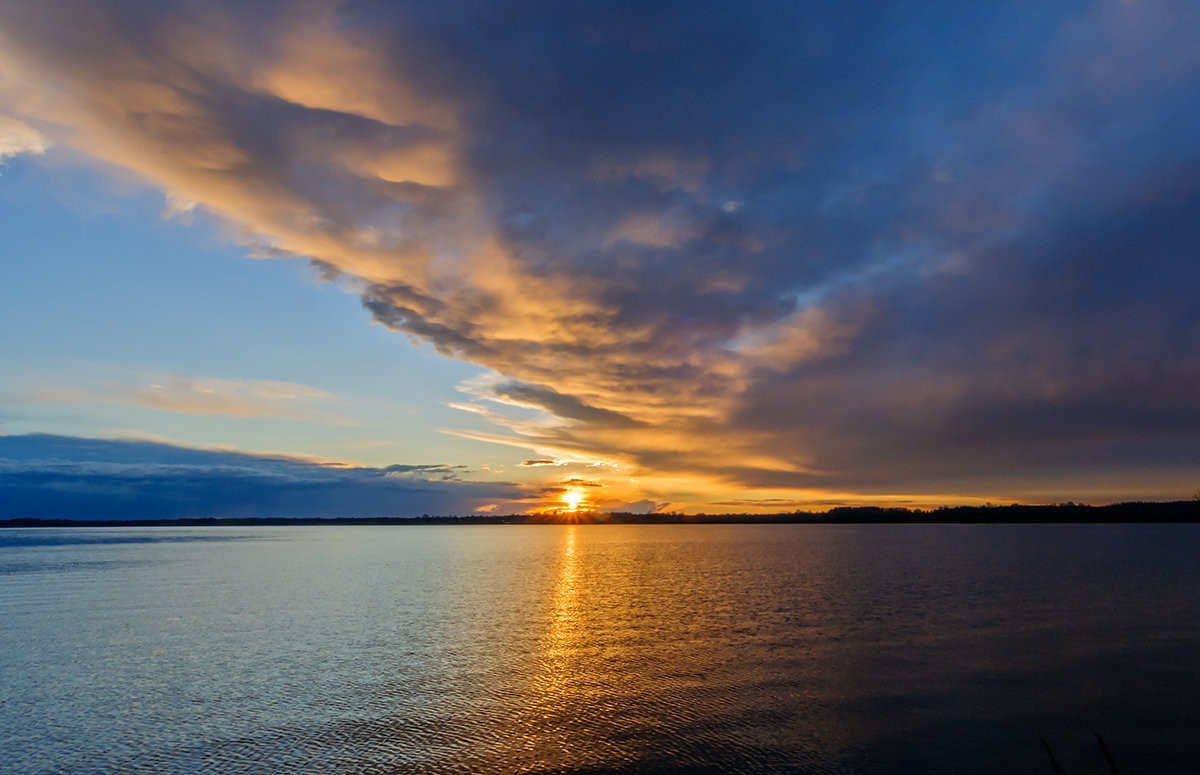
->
[2, 501, 1198, 527]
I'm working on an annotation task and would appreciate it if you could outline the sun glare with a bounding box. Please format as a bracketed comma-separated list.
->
[562, 488, 585, 511]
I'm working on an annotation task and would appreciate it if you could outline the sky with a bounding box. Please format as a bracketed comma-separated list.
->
[1, 0, 1198, 518]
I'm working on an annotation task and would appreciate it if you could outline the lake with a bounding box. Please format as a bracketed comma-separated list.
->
[2, 524, 1198, 773]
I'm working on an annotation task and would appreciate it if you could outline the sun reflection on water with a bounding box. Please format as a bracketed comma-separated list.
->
[542, 526, 579, 682]
[525, 525, 581, 758]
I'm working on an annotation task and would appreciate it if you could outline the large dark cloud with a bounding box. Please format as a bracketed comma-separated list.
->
[2, 1, 1198, 503]
[0, 435, 526, 519]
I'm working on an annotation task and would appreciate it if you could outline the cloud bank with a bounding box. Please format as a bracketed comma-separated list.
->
[2, 1, 1198, 505]
[0, 434, 527, 519]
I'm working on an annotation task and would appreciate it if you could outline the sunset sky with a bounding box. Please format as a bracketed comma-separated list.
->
[2, 0, 1198, 517]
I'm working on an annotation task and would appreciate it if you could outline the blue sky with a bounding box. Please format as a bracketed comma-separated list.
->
[0, 157, 498, 464]
[1, 1, 1198, 517]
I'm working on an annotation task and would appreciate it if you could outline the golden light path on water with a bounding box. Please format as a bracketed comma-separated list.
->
[527, 525, 580, 760]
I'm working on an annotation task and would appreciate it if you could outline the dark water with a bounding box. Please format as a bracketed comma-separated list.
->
[2, 524, 1198, 774]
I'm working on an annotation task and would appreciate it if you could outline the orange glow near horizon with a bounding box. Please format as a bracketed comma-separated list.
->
[509, 465, 1034, 519]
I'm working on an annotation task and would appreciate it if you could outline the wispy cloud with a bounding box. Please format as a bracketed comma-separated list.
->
[0, 114, 47, 163]
[25, 375, 355, 425]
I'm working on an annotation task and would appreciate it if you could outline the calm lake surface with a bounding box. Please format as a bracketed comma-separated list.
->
[2, 524, 1198, 774]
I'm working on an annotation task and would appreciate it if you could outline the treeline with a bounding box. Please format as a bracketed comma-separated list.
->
[1, 500, 1197, 528]
[633, 500, 1199, 524]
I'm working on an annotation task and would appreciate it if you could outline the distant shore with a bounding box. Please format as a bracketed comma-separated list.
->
[2, 501, 1197, 527]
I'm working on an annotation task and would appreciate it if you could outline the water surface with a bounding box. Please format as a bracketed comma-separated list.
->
[2, 524, 1198, 773]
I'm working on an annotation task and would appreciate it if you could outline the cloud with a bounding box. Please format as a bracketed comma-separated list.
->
[0, 433, 528, 518]
[0, 114, 47, 162]
[1, 2, 1199, 504]
[24, 374, 355, 424]
[382, 462, 467, 482]
[491, 382, 642, 429]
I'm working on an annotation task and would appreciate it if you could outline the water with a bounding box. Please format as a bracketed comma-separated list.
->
[1, 524, 1198, 774]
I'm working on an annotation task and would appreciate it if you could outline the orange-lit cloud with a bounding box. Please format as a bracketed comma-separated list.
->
[0, 114, 46, 161]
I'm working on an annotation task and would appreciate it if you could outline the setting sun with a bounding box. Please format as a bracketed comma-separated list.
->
[562, 488, 585, 511]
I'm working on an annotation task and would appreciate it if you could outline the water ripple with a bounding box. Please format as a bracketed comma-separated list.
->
[3, 524, 1199, 773]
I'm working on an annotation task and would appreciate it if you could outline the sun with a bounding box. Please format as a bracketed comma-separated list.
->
[562, 487, 585, 512]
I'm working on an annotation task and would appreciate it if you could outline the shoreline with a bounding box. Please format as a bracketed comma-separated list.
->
[2, 501, 1197, 527]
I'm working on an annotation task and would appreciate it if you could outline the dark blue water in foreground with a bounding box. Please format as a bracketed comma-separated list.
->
[2, 524, 1198, 774]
